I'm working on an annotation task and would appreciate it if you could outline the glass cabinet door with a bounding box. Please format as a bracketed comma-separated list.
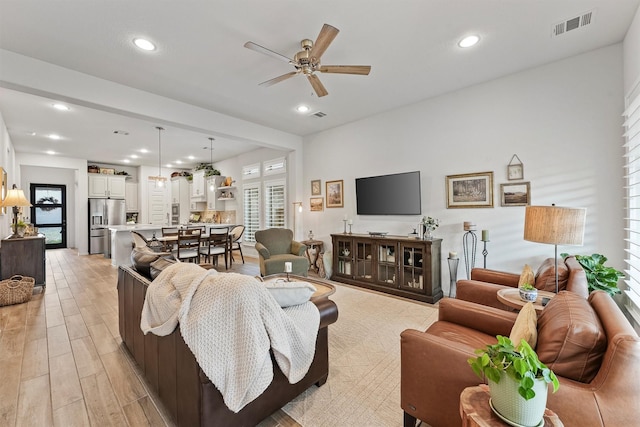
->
[354, 239, 373, 281]
[376, 242, 397, 287]
[335, 238, 353, 277]
[399, 243, 425, 294]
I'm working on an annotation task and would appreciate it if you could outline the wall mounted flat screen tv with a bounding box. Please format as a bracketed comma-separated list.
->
[356, 171, 421, 215]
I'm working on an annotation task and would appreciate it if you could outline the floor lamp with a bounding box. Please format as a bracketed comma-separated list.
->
[292, 202, 303, 240]
[523, 205, 586, 293]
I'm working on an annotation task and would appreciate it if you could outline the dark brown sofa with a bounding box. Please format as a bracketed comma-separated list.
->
[117, 265, 338, 426]
[400, 291, 640, 427]
[456, 256, 589, 310]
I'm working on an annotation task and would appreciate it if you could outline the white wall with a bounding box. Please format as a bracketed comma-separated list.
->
[20, 165, 77, 248]
[624, 4, 640, 94]
[302, 44, 625, 293]
[0, 112, 17, 238]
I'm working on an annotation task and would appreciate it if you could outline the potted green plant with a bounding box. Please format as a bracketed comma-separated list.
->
[468, 336, 559, 426]
[561, 253, 623, 296]
[519, 282, 538, 302]
[12, 219, 27, 237]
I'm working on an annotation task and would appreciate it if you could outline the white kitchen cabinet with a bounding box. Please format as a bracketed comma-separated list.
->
[88, 174, 126, 198]
[191, 170, 206, 200]
[206, 176, 225, 210]
[171, 176, 190, 224]
[125, 182, 138, 211]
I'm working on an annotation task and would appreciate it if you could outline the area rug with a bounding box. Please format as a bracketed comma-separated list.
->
[282, 282, 439, 427]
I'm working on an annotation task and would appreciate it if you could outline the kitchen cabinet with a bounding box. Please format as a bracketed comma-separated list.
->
[88, 174, 126, 198]
[206, 176, 225, 210]
[191, 170, 206, 200]
[171, 177, 190, 224]
[125, 182, 138, 212]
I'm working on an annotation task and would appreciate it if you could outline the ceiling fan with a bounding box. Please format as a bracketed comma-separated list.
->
[244, 23, 371, 97]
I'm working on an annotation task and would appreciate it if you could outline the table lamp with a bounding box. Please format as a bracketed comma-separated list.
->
[1, 184, 33, 238]
[523, 205, 586, 293]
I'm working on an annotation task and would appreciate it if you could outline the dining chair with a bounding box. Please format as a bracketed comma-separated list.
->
[199, 226, 230, 269]
[228, 225, 245, 265]
[161, 227, 179, 251]
[175, 228, 202, 263]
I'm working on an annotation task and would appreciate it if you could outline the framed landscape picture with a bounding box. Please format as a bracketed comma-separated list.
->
[311, 179, 321, 195]
[500, 182, 531, 207]
[310, 197, 324, 211]
[326, 180, 344, 208]
[446, 171, 494, 208]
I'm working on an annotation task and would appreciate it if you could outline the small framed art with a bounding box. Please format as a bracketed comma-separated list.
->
[446, 171, 494, 208]
[311, 179, 321, 195]
[310, 197, 324, 211]
[326, 180, 344, 208]
[500, 182, 531, 207]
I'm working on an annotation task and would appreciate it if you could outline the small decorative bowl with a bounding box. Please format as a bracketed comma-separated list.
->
[519, 287, 538, 302]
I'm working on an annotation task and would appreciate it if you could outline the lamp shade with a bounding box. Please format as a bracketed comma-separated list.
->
[0, 188, 32, 208]
[524, 205, 586, 246]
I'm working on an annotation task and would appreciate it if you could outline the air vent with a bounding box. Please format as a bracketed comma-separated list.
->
[552, 10, 595, 37]
[113, 130, 129, 135]
[312, 111, 326, 118]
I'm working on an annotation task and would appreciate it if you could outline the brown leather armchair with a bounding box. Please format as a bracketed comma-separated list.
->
[456, 256, 589, 310]
[400, 291, 640, 427]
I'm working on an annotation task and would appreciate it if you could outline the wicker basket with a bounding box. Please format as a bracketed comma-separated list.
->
[0, 275, 35, 307]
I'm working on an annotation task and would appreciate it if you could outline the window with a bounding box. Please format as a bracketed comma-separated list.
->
[243, 184, 260, 243]
[624, 79, 640, 325]
[265, 180, 285, 228]
[242, 163, 261, 180]
[263, 157, 286, 176]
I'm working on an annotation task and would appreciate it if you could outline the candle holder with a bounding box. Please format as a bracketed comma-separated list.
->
[348, 223, 352, 234]
[462, 228, 477, 280]
[286, 272, 290, 282]
[343, 219, 348, 234]
[482, 240, 489, 268]
[447, 257, 460, 298]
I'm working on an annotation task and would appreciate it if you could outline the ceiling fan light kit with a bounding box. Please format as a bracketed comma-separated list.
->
[245, 23, 371, 97]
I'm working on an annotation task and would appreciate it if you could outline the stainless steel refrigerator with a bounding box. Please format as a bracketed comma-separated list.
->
[89, 198, 126, 255]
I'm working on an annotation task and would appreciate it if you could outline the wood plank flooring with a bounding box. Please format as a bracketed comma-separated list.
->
[0, 249, 301, 427]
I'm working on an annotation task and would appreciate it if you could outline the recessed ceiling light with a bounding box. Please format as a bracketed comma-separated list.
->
[123, 159, 130, 163]
[296, 105, 310, 113]
[139, 148, 149, 153]
[188, 155, 195, 160]
[458, 35, 480, 48]
[52, 103, 70, 111]
[48, 134, 61, 140]
[175, 160, 182, 164]
[130, 154, 138, 159]
[46, 150, 56, 155]
[165, 163, 172, 168]
[29, 132, 36, 136]
[133, 38, 156, 51]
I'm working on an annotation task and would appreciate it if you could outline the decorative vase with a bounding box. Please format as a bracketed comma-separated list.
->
[424, 228, 433, 240]
[519, 287, 538, 302]
[489, 372, 548, 427]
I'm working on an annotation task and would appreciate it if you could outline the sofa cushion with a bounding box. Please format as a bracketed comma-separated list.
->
[518, 264, 535, 287]
[536, 291, 606, 383]
[131, 246, 174, 279]
[263, 279, 317, 307]
[149, 257, 178, 280]
[535, 258, 569, 292]
[509, 302, 537, 348]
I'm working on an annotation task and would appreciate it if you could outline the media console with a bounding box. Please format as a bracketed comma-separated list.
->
[331, 233, 442, 303]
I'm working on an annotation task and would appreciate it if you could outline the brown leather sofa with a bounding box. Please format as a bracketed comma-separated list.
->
[456, 256, 589, 310]
[117, 265, 339, 426]
[400, 290, 640, 427]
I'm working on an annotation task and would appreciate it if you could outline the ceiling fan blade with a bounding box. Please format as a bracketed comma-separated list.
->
[319, 65, 371, 75]
[307, 74, 328, 97]
[259, 71, 298, 87]
[310, 24, 339, 60]
[244, 41, 292, 63]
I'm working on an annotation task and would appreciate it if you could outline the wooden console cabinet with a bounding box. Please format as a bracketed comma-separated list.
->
[331, 234, 442, 303]
[0, 235, 46, 287]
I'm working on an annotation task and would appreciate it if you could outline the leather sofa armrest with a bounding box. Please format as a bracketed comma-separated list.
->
[291, 240, 306, 256]
[438, 298, 517, 337]
[456, 280, 514, 311]
[255, 242, 270, 259]
[313, 298, 339, 328]
[470, 268, 520, 287]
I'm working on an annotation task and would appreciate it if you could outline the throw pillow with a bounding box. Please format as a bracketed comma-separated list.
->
[509, 302, 537, 348]
[263, 279, 317, 308]
[131, 246, 174, 279]
[149, 257, 179, 280]
[535, 258, 569, 292]
[518, 264, 535, 288]
[536, 291, 607, 383]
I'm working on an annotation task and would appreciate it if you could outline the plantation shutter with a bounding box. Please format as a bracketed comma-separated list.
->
[243, 184, 260, 243]
[624, 78, 640, 325]
[265, 180, 285, 228]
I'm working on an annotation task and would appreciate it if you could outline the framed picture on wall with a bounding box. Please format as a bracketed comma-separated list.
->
[310, 197, 324, 211]
[311, 179, 321, 195]
[0, 167, 6, 215]
[500, 182, 531, 206]
[446, 171, 494, 208]
[326, 180, 344, 208]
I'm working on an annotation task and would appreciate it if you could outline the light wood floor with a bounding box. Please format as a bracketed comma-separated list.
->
[0, 249, 301, 427]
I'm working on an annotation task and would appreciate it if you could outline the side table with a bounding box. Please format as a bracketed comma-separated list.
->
[301, 239, 324, 273]
[496, 288, 556, 313]
[460, 385, 563, 427]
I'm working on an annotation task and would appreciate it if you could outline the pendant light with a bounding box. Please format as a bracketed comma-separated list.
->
[208, 137, 216, 191]
[148, 126, 167, 187]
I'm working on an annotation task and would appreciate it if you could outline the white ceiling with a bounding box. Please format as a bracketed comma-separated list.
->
[0, 0, 639, 168]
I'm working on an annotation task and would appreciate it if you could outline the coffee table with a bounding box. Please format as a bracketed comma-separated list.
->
[262, 273, 335, 300]
[497, 288, 555, 312]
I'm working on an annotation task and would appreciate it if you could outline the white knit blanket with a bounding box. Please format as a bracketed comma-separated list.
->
[140, 263, 320, 412]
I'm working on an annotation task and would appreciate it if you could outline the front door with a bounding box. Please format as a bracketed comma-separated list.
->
[30, 183, 67, 249]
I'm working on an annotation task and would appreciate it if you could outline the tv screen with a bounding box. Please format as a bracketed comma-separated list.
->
[356, 171, 421, 215]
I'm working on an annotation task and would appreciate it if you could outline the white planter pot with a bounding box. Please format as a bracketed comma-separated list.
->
[489, 372, 548, 427]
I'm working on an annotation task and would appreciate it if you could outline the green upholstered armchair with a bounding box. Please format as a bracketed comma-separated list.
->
[254, 228, 309, 276]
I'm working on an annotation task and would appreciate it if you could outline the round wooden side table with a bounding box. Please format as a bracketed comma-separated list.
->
[496, 288, 556, 312]
[460, 385, 563, 427]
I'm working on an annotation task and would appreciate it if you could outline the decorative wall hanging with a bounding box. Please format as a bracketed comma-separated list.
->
[507, 154, 524, 180]
[446, 172, 494, 208]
